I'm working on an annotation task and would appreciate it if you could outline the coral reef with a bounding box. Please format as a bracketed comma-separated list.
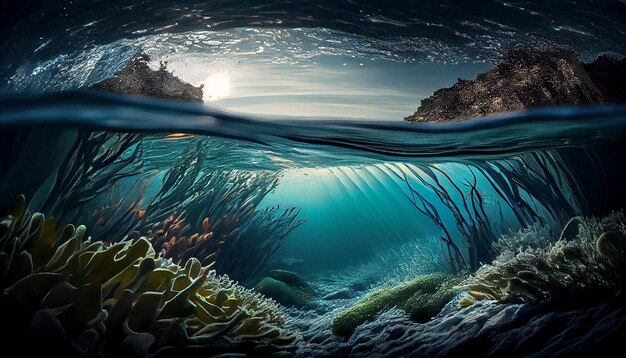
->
[405, 46, 626, 122]
[491, 223, 555, 262]
[89, 55, 204, 102]
[0, 195, 295, 356]
[254, 270, 318, 308]
[460, 212, 626, 304]
[331, 274, 462, 337]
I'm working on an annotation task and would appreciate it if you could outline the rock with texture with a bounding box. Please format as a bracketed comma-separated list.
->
[89, 55, 203, 102]
[255, 270, 319, 308]
[405, 46, 626, 122]
[344, 294, 626, 357]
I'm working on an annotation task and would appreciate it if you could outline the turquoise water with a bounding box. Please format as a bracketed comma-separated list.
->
[2, 92, 625, 282]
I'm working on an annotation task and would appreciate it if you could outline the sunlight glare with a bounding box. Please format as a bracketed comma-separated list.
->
[202, 72, 232, 101]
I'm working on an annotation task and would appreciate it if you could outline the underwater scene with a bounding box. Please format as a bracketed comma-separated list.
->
[1, 1, 625, 357]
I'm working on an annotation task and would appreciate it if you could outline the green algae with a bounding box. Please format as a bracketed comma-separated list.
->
[331, 273, 463, 337]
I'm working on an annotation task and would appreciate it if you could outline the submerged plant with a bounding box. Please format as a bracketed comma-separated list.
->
[384, 150, 587, 274]
[460, 212, 626, 305]
[0, 195, 295, 356]
[1, 130, 304, 283]
[86, 139, 305, 282]
[331, 274, 463, 337]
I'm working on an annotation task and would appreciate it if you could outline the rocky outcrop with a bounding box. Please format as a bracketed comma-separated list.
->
[291, 294, 626, 357]
[89, 55, 203, 102]
[254, 270, 319, 308]
[405, 47, 626, 123]
[343, 294, 626, 357]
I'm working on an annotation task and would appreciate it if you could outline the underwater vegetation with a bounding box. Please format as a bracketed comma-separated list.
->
[137, 159, 305, 282]
[460, 212, 626, 306]
[0, 195, 295, 356]
[385, 150, 584, 274]
[287, 213, 626, 357]
[331, 273, 462, 337]
[0, 129, 304, 282]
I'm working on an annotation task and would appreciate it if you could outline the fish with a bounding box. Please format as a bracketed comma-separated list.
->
[279, 256, 304, 266]
[164, 133, 197, 140]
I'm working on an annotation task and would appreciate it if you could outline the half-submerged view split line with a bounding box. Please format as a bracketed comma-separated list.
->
[0, 0, 625, 356]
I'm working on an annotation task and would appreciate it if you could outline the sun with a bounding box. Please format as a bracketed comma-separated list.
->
[202, 72, 232, 101]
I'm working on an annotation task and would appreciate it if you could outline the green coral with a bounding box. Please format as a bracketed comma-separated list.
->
[0, 195, 295, 356]
[331, 273, 462, 337]
[460, 213, 626, 305]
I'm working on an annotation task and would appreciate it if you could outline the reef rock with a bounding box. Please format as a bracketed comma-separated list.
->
[89, 55, 203, 102]
[342, 293, 626, 357]
[405, 46, 626, 122]
[255, 270, 319, 308]
[322, 288, 356, 300]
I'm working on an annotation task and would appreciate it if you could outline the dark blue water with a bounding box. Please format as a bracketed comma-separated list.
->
[2, 91, 626, 165]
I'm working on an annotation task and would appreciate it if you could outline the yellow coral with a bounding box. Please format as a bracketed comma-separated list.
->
[0, 195, 295, 355]
[458, 296, 476, 308]
[459, 214, 626, 305]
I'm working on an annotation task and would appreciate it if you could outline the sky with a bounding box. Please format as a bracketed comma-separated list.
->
[165, 55, 491, 120]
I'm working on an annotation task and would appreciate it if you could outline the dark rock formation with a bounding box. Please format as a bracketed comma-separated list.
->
[254, 270, 319, 308]
[89, 55, 203, 102]
[405, 47, 626, 122]
[343, 294, 626, 357]
[584, 55, 626, 103]
[292, 294, 626, 357]
[322, 288, 356, 301]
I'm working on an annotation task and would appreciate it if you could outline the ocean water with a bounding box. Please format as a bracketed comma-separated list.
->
[2, 92, 625, 281]
[1, 1, 625, 356]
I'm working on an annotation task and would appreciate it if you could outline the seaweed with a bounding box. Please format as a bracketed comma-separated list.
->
[1, 130, 304, 282]
[383, 150, 586, 274]
[331, 274, 462, 337]
[132, 141, 306, 281]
